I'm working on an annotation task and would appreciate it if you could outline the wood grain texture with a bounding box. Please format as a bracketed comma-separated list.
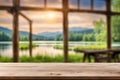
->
[0, 63, 120, 80]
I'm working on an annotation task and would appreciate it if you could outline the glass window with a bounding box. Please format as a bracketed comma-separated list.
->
[94, 0, 106, 11]
[0, 0, 12, 6]
[69, 0, 78, 9]
[20, 0, 44, 7]
[80, 0, 91, 10]
[47, 0, 62, 8]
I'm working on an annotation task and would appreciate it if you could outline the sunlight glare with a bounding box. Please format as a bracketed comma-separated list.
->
[46, 12, 57, 20]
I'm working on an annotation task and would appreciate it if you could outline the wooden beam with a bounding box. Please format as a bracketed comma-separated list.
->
[69, 9, 107, 14]
[0, 3, 118, 16]
[112, 12, 120, 15]
[0, 6, 12, 10]
[19, 7, 62, 12]
[19, 12, 32, 57]
[63, 0, 69, 62]
[12, 0, 20, 62]
[19, 12, 32, 22]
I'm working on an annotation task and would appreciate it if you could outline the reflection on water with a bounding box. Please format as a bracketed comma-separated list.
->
[0, 41, 64, 57]
[0, 43, 13, 57]
[0, 41, 120, 57]
[20, 46, 63, 57]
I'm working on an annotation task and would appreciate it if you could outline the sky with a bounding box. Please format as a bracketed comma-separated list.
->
[0, 0, 106, 34]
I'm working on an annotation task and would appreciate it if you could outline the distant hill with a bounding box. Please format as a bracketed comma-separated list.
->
[0, 26, 94, 41]
[69, 27, 93, 32]
[0, 27, 12, 35]
[38, 27, 93, 38]
[38, 31, 62, 38]
[0, 26, 37, 36]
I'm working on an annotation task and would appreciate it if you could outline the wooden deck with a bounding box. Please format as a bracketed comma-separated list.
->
[0, 63, 120, 80]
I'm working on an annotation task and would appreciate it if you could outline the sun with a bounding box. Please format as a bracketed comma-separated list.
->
[46, 12, 57, 20]
[48, 12, 55, 19]
[41, 11, 58, 23]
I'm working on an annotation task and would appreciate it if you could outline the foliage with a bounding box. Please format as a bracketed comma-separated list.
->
[54, 44, 107, 52]
[93, 19, 107, 42]
[112, 0, 120, 42]
[74, 44, 106, 52]
[19, 43, 39, 50]
[82, 33, 95, 41]
[53, 45, 72, 51]
[56, 29, 95, 41]
[0, 32, 11, 41]
[112, 0, 120, 12]
[0, 54, 85, 62]
[0, 55, 12, 62]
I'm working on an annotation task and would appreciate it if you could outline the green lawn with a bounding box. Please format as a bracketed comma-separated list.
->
[0, 54, 93, 63]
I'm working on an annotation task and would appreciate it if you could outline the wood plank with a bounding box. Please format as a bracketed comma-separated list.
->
[78, 50, 108, 53]
[0, 63, 119, 80]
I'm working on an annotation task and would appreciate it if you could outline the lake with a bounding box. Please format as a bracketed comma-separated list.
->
[0, 41, 120, 57]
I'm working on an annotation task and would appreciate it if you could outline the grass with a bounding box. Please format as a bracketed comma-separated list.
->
[19, 43, 39, 50]
[0, 54, 88, 62]
[19, 54, 84, 62]
[0, 55, 13, 62]
[53, 44, 107, 52]
[74, 44, 107, 52]
[53, 45, 72, 51]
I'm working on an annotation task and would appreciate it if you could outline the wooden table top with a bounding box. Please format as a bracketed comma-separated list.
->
[0, 63, 120, 80]
[77, 49, 120, 53]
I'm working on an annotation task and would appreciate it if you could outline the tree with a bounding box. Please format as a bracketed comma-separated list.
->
[112, 0, 120, 42]
[93, 19, 107, 42]
[0, 32, 11, 41]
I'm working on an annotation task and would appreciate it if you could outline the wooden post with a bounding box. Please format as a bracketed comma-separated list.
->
[63, 0, 69, 62]
[12, 0, 20, 62]
[106, 0, 112, 62]
[106, 0, 111, 49]
[29, 21, 32, 57]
